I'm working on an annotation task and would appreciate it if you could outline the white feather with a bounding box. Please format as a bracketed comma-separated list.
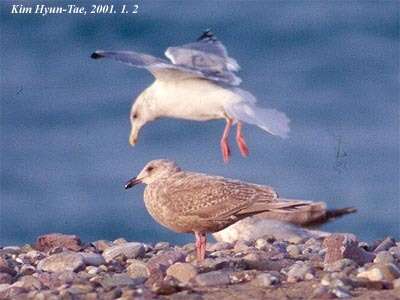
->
[225, 89, 290, 138]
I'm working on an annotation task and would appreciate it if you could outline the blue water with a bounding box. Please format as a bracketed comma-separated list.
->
[1, 1, 399, 246]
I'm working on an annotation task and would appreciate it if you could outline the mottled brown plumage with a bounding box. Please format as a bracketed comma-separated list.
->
[125, 159, 317, 261]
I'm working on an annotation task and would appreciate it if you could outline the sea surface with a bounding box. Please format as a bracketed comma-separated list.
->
[1, 1, 399, 246]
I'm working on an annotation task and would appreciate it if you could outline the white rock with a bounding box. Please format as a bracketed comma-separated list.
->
[213, 219, 329, 243]
[357, 263, 400, 282]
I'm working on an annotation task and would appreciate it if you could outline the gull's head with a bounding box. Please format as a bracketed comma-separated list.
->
[125, 159, 181, 188]
[129, 91, 156, 146]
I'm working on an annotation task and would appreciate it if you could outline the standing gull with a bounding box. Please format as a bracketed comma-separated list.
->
[91, 30, 290, 162]
[125, 159, 324, 261]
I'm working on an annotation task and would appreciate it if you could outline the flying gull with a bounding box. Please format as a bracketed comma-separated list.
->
[124, 159, 336, 261]
[91, 30, 290, 162]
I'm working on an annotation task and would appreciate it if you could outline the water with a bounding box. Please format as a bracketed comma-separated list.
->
[1, 1, 399, 246]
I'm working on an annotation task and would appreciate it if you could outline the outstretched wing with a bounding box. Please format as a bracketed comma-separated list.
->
[91, 48, 239, 85]
[91, 50, 204, 81]
[165, 30, 242, 86]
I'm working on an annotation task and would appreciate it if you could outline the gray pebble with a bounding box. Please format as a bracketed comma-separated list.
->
[331, 286, 352, 298]
[207, 242, 233, 252]
[80, 252, 106, 266]
[194, 270, 231, 286]
[357, 263, 400, 281]
[324, 258, 357, 272]
[286, 244, 301, 257]
[389, 246, 400, 259]
[154, 242, 170, 251]
[37, 252, 85, 273]
[374, 237, 396, 253]
[234, 240, 252, 252]
[166, 262, 198, 284]
[126, 260, 150, 284]
[287, 261, 314, 282]
[91, 273, 136, 290]
[20, 264, 36, 275]
[393, 277, 400, 289]
[255, 239, 268, 250]
[251, 273, 279, 287]
[86, 266, 101, 275]
[113, 238, 128, 245]
[0, 273, 12, 284]
[102, 242, 145, 262]
[374, 251, 395, 264]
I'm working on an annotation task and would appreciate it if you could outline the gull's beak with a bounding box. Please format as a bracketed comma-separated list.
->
[129, 134, 137, 146]
[129, 125, 142, 146]
[124, 177, 142, 189]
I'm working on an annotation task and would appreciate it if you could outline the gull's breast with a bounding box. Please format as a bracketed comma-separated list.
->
[153, 79, 237, 121]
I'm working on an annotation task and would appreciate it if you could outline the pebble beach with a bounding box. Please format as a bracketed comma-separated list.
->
[1, 232, 399, 299]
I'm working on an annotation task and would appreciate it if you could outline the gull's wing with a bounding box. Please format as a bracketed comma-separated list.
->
[164, 30, 242, 86]
[162, 172, 279, 220]
[91, 50, 203, 81]
[161, 172, 316, 223]
[91, 48, 239, 85]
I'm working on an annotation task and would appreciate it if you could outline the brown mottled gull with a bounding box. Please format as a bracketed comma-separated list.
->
[124, 159, 329, 261]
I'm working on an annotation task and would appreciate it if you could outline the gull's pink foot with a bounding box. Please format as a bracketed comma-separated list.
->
[236, 122, 249, 157]
[220, 118, 233, 163]
[195, 232, 207, 262]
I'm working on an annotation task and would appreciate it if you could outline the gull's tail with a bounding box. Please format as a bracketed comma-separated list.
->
[255, 199, 357, 227]
[225, 89, 290, 138]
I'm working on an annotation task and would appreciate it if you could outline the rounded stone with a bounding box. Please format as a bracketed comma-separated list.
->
[194, 270, 231, 286]
[126, 260, 150, 284]
[102, 242, 145, 262]
[373, 251, 395, 264]
[287, 262, 314, 283]
[287, 245, 301, 257]
[80, 253, 106, 266]
[255, 239, 268, 250]
[357, 263, 400, 282]
[166, 262, 198, 284]
[0, 273, 13, 284]
[331, 286, 351, 298]
[251, 273, 279, 287]
[393, 278, 400, 289]
[12, 275, 42, 290]
[20, 264, 36, 275]
[154, 242, 171, 251]
[86, 266, 100, 275]
[324, 258, 357, 272]
[37, 252, 85, 273]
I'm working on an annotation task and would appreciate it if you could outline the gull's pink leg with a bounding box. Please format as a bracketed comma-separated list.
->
[200, 233, 207, 261]
[220, 118, 233, 163]
[194, 231, 207, 262]
[236, 122, 249, 157]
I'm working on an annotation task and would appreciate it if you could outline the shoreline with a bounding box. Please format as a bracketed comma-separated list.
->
[0, 232, 399, 299]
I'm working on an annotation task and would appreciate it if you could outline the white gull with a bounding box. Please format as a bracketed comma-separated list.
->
[91, 30, 290, 162]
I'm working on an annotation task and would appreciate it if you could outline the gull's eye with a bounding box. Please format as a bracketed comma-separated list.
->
[147, 166, 154, 172]
[132, 113, 138, 119]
